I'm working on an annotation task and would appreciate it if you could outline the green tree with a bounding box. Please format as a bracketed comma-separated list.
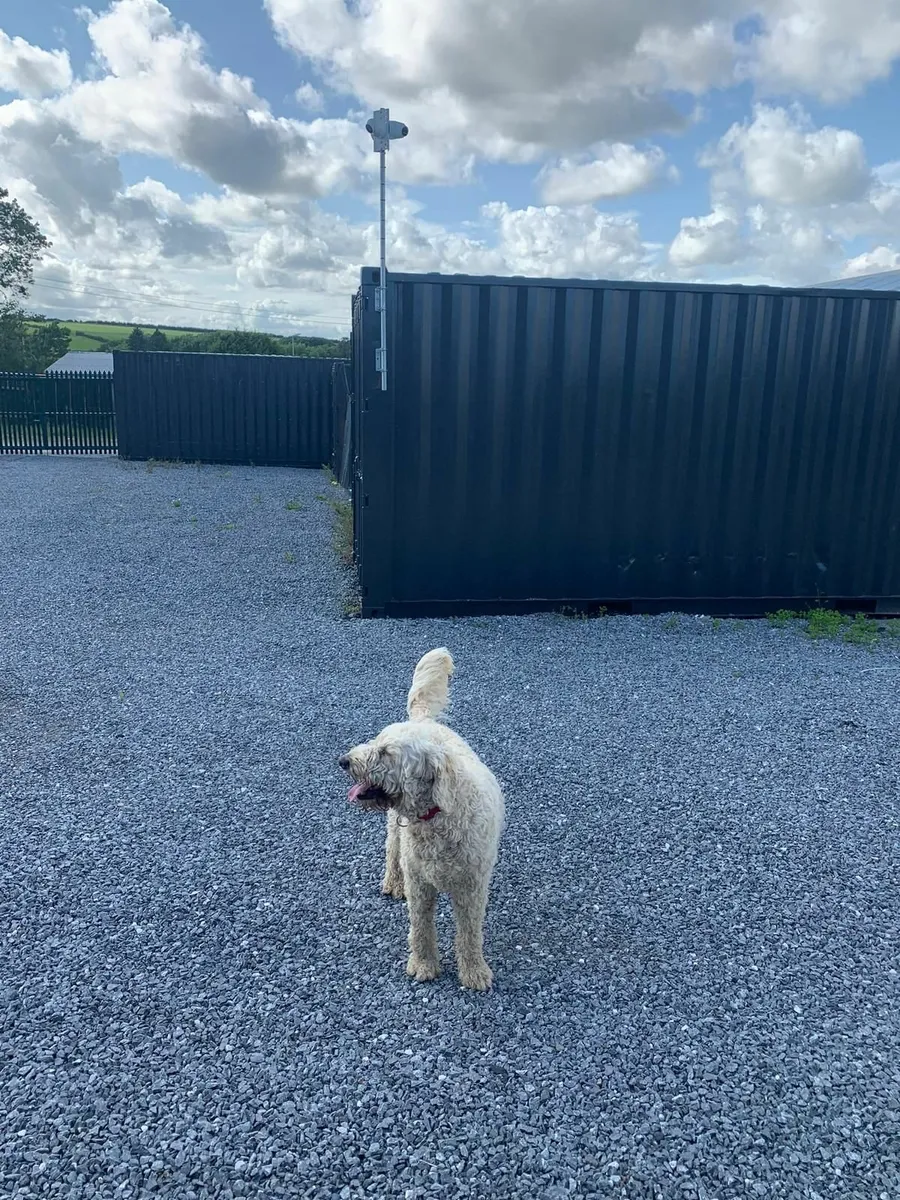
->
[0, 302, 26, 370]
[25, 319, 70, 371]
[147, 327, 169, 350]
[0, 188, 50, 300]
[126, 326, 146, 351]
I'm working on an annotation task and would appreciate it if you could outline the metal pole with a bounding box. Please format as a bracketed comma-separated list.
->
[379, 147, 387, 392]
[366, 107, 406, 392]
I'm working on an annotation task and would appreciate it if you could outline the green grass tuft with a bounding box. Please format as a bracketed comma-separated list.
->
[805, 608, 848, 640]
[842, 613, 879, 647]
[767, 609, 800, 628]
[324, 496, 353, 565]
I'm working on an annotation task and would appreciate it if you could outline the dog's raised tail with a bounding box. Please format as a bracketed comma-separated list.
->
[407, 647, 454, 721]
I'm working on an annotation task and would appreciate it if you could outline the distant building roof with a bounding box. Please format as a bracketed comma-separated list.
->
[45, 351, 114, 374]
[816, 269, 900, 292]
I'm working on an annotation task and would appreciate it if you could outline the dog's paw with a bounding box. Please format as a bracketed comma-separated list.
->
[458, 960, 493, 992]
[406, 954, 441, 982]
[381, 876, 405, 901]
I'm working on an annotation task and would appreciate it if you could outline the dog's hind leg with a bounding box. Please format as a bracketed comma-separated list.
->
[381, 810, 404, 900]
[450, 884, 493, 991]
[405, 876, 440, 982]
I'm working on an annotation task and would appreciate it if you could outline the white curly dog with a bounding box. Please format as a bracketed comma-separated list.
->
[339, 648, 504, 991]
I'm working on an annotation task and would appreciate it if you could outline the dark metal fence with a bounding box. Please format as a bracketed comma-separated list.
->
[113, 351, 342, 466]
[0, 371, 116, 455]
[351, 268, 900, 616]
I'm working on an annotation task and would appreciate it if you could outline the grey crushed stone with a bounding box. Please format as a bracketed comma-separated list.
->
[0, 454, 898, 1200]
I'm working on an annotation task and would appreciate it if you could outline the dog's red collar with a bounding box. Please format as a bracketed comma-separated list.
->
[418, 806, 442, 822]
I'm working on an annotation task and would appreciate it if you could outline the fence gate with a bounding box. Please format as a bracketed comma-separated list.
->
[0, 372, 116, 454]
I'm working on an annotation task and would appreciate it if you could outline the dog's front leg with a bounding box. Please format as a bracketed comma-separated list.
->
[381, 810, 404, 899]
[405, 876, 440, 982]
[450, 884, 493, 991]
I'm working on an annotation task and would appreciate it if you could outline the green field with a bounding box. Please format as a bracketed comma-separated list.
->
[25, 320, 203, 351]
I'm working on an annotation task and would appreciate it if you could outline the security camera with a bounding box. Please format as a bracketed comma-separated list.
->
[366, 108, 408, 151]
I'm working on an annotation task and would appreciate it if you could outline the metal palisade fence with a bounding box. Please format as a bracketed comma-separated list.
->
[0, 371, 116, 455]
[350, 268, 900, 616]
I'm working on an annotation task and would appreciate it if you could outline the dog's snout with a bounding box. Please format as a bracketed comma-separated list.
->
[338, 754, 350, 771]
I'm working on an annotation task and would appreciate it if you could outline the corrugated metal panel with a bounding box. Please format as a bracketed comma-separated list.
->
[816, 269, 900, 292]
[113, 351, 339, 466]
[353, 268, 900, 615]
[46, 351, 114, 374]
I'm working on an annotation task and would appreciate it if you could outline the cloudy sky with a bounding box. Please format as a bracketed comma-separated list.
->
[2, 0, 900, 336]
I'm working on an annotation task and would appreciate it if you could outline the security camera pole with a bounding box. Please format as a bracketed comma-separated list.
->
[365, 108, 408, 391]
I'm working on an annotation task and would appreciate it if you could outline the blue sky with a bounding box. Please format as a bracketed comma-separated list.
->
[2, 0, 900, 333]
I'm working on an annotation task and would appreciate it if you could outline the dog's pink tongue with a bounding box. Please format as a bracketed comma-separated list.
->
[347, 782, 365, 804]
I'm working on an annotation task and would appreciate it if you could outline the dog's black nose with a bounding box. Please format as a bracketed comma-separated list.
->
[338, 755, 350, 771]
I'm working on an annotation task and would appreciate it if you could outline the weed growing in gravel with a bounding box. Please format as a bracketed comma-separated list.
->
[558, 605, 608, 619]
[253, 493, 261, 505]
[767, 609, 800, 628]
[663, 614, 679, 631]
[843, 614, 879, 647]
[284, 551, 296, 563]
[805, 608, 848, 639]
[711, 617, 722, 632]
[285, 498, 303, 511]
[343, 595, 362, 617]
[328, 497, 353, 564]
[172, 500, 181, 508]
[190, 516, 197, 525]
[316, 468, 353, 564]
[218, 523, 237, 532]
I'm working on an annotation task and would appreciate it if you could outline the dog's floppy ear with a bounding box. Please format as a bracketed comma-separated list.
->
[400, 736, 447, 812]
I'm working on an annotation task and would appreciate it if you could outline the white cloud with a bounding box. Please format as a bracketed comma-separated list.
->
[669, 206, 744, 267]
[837, 246, 900, 277]
[264, 0, 744, 176]
[708, 105, 871, 208]
[0, 30, 73, 97]
[482, 202, 654, 278]
[264, 0, 900, 179]
[47, 0, 368, 198]
[748, 0, 900, 102]
[539, 143, 676, 204]
[666, 104, 891, 282]
[294, 82, 324, 111]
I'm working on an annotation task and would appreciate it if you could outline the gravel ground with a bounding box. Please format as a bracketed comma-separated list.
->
[1, 455, 899, 1200]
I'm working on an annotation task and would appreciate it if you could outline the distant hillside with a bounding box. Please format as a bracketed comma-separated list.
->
[24, 317, 349, 358]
